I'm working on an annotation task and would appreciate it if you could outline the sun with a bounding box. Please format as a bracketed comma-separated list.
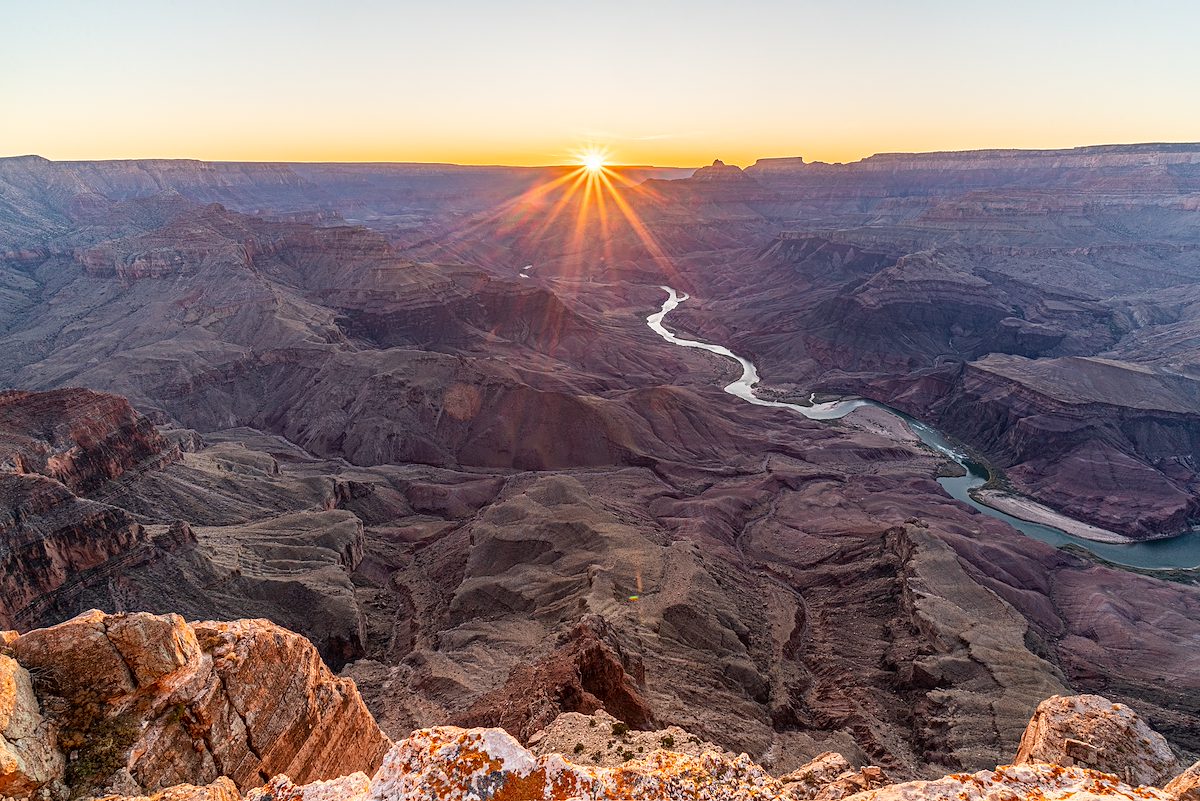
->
[582, 153, 606, 173]
[579, 149, 608, 173]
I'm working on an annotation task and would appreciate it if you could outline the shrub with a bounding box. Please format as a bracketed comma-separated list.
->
[64, 712, 139, 798]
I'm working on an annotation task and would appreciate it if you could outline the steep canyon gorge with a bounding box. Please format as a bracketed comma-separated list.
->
[1, 146, 1200, 799]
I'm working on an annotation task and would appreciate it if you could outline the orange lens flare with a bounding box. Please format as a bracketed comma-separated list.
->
[439, 144, 683, 295]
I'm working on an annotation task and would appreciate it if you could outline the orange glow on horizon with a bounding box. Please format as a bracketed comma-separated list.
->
[7, 4, 1198, 171]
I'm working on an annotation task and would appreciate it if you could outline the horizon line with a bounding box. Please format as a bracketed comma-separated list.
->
[4, 140, 1200, 171]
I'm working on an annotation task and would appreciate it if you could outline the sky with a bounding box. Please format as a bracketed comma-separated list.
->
[3, 0, 1199, 167]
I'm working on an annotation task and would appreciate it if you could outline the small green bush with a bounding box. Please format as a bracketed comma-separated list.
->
[65, 713, 139, 798]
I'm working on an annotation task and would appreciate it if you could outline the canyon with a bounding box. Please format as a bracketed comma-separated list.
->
[0, 145, 1199, 797]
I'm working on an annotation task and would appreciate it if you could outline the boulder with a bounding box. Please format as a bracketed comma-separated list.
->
[1014, 695, 1179, 786]
[8, 610, 390, 796]
[840, 763, 1170, 801]
[0, 654, 65, 797]
[527, 709, 723, 768]
[1165, 761, 1200, 801]
[246, 772, 372, 801]
[780, 752, 853, 798]
[814, 766, 893, 801]
[273, 725, 793, 800]
[777, 751, 892, 801]
[92, 777, 241, 801]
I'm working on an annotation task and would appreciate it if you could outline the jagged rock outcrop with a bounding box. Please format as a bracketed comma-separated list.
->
[0, 389, 179, 629]
[1014, 695, 1180, 786]
[1165, 762, 1200, 801]
[456, 616, 654, 741]
[5, 610, 389, 797]
[842, 763, 1172, 801]
[220, 703, 1190, 801]
[780, 752, 892, 800]
[780, 752, 854, 798]
[0, 654, 64, 798]
[246, 772, 372, 801]
[527, 709, 722, 768]
[0, 474, 150, 629]
[259, 726, 797, 801]
[93, 777, 240, 801]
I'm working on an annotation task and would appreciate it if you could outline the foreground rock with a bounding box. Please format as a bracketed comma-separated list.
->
[253, 725, 795, 801]
[94, 777, 240, 801]
[1014, 694, 1180, 786]
[4, 610, 389, 797]
[781, 752, 892, 800]
[1165, 762, 1200, 801]
[228, 693, 1194, 800]
[843, 763, 1171, 801]
[0, 653, 64, 798]
[209, 719, 1183, 801]
[527, 709, 723, 767]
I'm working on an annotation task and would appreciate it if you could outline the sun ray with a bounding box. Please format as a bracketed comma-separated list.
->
[596, 168, 680, 283]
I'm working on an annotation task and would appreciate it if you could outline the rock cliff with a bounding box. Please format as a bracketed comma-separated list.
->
[4, 603, 1200, 801]
[82, 690, 1200, 801]
[1, 610, 389, 798]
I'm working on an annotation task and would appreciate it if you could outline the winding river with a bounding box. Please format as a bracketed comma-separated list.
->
[648, 286, 1200, 571]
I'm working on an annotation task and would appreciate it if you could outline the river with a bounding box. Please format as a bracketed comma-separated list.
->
[647, 285, 1200, 571]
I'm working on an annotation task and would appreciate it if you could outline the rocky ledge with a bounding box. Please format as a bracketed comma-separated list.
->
[3, 612, 1200, 801]
[0, 611, 389, 799]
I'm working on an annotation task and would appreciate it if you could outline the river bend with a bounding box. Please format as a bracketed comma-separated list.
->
[647, 286, 1200, 571]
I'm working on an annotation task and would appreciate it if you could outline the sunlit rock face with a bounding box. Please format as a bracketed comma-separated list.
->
[3, 610, 389, 798]
[1014, 695, 1180, 786]
[231, 718, 1183, 801]
[0, 653, 64, 798]
[841, 764, 1173, 801]
[1165, 762, 1200, 801]
[7, 603, 1197, 801]
[229, 693, 1200, 801]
